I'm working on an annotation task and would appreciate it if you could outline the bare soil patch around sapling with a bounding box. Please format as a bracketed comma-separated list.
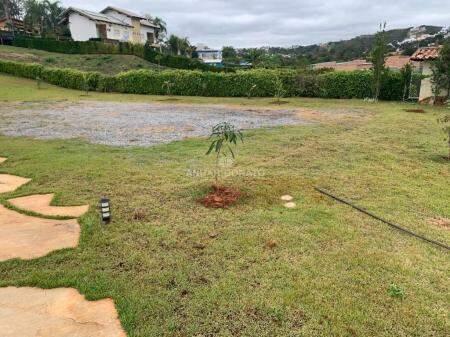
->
[201, 185, 243, 208]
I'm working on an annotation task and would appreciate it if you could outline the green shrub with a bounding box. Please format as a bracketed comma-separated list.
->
[0, 59, 405, 100]
[44, 56, 57, 64]
[0, 60, 43, 79]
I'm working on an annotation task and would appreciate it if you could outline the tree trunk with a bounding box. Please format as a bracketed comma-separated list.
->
[4, 1, 15, 37]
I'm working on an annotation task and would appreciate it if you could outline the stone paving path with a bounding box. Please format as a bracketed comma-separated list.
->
[0, 204, 80, 261]
[9, 193, 89, 218]
[0, 174, 31, 194]
[0, 157, 126, 336]
[0, 287, 127, 337]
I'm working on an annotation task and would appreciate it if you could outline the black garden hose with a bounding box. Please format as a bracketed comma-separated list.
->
[315, 187, 450, 251]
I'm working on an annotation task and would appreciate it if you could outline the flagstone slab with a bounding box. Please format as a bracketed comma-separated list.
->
[8, 193, 89, 218]
[0, 287, 126, 337]
[0, 174, 31, 194]
[0, 205, 80, 261]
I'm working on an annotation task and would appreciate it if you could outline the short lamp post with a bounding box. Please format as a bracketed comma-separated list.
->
[100, 197, 111, 223]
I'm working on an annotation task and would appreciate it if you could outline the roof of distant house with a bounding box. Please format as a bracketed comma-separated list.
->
[313, 59, 372, 71]
[410, 46, 441, 61]
[0, 17, 23, 23]
[385, 55, 411, 69]
[60, 7, 132, 27]
[101, 6, 146, 20]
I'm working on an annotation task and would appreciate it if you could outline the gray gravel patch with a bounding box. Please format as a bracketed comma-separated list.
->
[0, 101, 312, 147]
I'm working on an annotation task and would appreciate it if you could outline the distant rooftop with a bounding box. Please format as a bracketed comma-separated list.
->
[61, 7, 132, 27]
[100, 6, 146, 20]
[410, 46, 441, 61]
[60, 6, 159, 29]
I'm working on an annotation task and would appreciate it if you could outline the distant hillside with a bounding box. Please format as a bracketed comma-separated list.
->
[257, 25, 449, 63]
[0, 45, 164, 74]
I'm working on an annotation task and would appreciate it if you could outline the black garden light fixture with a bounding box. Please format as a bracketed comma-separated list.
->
[99, 197, 111, 223]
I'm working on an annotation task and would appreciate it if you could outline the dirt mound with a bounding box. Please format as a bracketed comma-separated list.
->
[427, 217, 450, 230]
[201, 185, 242, 208]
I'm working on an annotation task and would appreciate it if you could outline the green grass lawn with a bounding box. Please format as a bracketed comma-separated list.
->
[0, 74, 449, 337]
[0, 45, 164, 75]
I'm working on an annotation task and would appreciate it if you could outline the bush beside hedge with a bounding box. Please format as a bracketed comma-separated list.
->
[0, 59, 406, 100]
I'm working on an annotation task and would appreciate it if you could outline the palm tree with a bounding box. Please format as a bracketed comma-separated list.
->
[167, 34, 180, 55]
[144, 14, 167, 43]
[152, 16, 167, 41]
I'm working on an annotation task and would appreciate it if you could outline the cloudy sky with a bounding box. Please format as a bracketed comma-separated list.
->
[61, 0, 450, 48]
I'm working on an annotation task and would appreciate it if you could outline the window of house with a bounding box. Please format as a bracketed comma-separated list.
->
[147, 32, 155, 44]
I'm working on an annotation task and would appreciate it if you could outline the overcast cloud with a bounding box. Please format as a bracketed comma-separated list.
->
[61, 0, 450, 48]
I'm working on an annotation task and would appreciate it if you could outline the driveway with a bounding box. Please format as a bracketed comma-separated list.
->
[0, 101, 311, 146]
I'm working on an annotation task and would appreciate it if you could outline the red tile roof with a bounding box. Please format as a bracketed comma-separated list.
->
[410, 47, 441, 61]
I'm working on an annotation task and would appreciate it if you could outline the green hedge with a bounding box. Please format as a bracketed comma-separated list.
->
[12, 36, 135, 54]
[12, 36, 227, 72]
[0, 59, 406, 100]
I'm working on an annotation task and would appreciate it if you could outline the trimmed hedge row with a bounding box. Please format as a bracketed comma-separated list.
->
[13, 36, 142, 55]
[0, 59, 406, 100]
[12, 36, 228, 72]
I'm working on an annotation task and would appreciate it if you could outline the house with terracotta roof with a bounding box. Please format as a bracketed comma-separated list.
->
[410, 46, 446, 104]
[59, 6, 160, 45]
[0, 17, 24, 32]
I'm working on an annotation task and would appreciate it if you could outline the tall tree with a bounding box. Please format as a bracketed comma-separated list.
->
[431, 41, 450, 102]
[167, 34, 180, 55]
[166, 34, 193, 57]
[22, 0, 64, 37]
[242, 48, 264, 65]
[371, 22, 388, 101]
[222, 46, 237, 62]
[143, 14, 167, 43]
[1, 0, 23, 36]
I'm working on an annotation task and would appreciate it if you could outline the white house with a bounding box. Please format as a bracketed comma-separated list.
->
[195, 44, 223, 66]
[59, 6, 159, 45]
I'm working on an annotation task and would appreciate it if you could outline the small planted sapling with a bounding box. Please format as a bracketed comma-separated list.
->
[82, 74, 90, 96]
[247, 84, 257, 99]
[273, 76, 286, 103]
[162, 80, 174, 97]
[206, 122, 244, 183]
[388, 283, 405, 299]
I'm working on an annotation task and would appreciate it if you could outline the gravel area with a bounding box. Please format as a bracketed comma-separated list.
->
[0, 101, 311, 146]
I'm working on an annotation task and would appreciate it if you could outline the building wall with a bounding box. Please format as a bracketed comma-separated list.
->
[106, 23, 132, 42]
[68, 13, 98, 41]
[140, 25, 155, 44]
[197, 51, 222, 62]
[131, 18, 142, 43]
[419, 62, 449, 103]
[102, 9, 138, 43]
